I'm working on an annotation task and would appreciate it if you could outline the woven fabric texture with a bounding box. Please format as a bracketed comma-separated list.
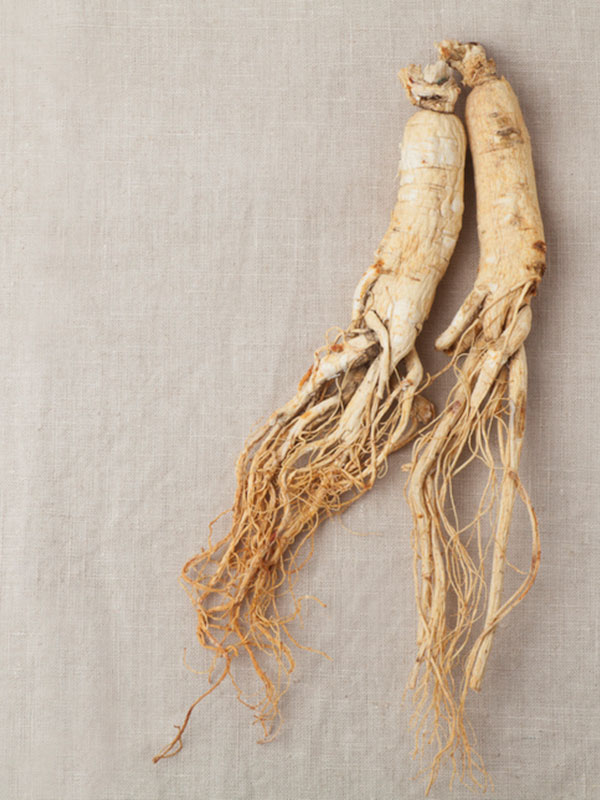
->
[2, 1, 599, 798]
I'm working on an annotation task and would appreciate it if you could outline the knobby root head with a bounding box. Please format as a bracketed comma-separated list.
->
[399, 61, 461, 113]
[436, 40, 497, 88]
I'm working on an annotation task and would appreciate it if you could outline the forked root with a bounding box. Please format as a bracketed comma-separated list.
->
[467, 345, 540, 691]
[154, 339, 432, 762]
[407, 292, 540, 793]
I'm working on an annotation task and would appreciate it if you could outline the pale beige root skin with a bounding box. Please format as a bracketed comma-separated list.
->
[467, 345, 541, 692]
[406, 41, 545, 792]
[154, 64, 466, 763]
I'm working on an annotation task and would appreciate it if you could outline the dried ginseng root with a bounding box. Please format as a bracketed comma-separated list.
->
[154, 60, 466, 762]
[406, 41, 544, 792]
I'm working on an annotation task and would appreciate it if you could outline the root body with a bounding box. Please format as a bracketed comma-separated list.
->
[406, 41, 545, 792]
[155, 61, 467, 762]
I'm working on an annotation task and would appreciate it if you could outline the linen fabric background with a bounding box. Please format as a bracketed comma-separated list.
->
[2, 1, 599, 798]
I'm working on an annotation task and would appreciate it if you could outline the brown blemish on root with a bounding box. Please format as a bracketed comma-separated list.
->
[515, 390, 527, 437]
[532, 240, 546, 254]
[495, 126, 521, 138]
[531, 260, 546, 279]
[297, 364, 313, 390]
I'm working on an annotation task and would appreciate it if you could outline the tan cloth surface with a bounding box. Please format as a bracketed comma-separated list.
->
[2, 1, 599, 798]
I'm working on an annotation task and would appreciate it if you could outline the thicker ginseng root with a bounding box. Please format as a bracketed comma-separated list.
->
[155, 60, 466, 763]
[406, 41, 545, 792]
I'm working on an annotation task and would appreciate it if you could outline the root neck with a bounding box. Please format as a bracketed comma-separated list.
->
[436, 40, 497, 87]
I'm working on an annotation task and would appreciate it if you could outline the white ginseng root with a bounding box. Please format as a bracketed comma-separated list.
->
[407, 41, 544, 792]
[154, 61, 466, 762]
